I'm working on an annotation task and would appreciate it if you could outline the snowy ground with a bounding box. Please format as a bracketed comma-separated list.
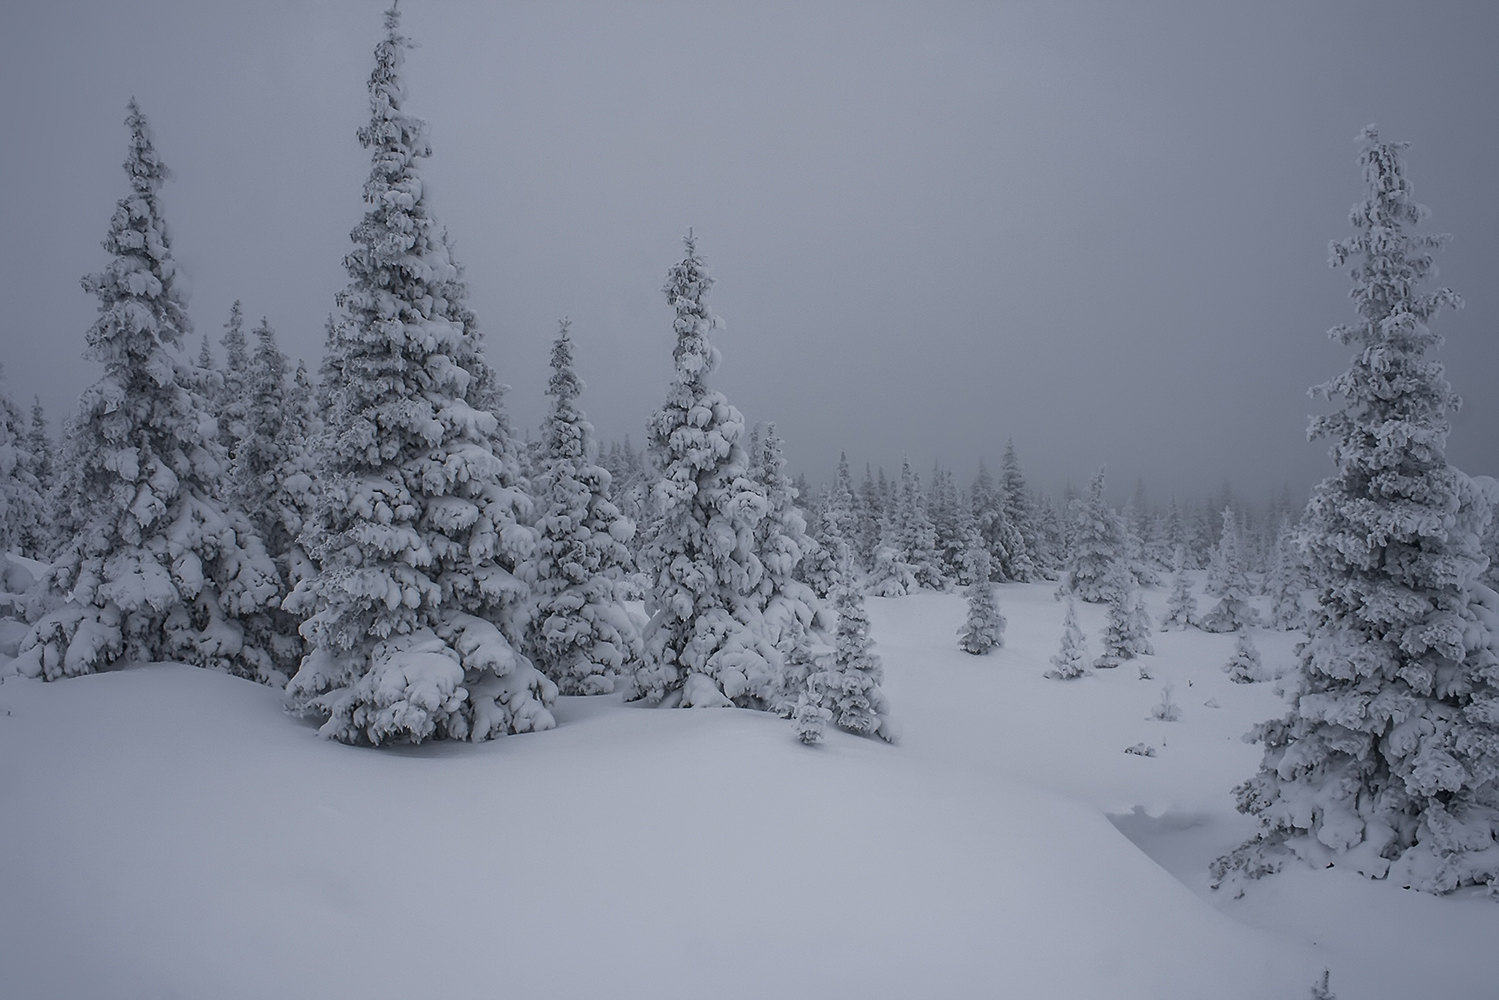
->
[2, 582, 1497, 999]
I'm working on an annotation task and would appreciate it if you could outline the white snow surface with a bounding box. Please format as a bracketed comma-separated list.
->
[2, 581, 1497, 999]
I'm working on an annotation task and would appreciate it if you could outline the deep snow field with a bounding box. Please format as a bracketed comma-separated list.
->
[3, 581, 1497, 999]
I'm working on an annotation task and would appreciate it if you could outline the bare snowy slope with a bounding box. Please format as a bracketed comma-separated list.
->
[1, 583, 1494, 999]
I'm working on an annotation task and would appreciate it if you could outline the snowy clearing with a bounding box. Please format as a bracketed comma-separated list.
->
[2, 584, 1496, 999]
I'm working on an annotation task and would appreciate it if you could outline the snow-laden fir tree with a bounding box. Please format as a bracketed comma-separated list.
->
[19, 396, 57, 559]
[1120, 496, 1161, 588]
[1160, 546, 1198, 631]
[1059, 468, 1125, 603]
[15, 100, 281, 683]
[1480, 477, 1499, 589]
[1000, 440, 1044, 577]
[0, 375, 46, 561]
[1198, 507, 1257, 633]
[892, 459, 946, 591]
[284, 8, 553, 744]
[1216, 128, 1499, 895]
[749, 424, 828, 653]
[1046, 598, 1090, 679]
[972, 460, 1031, 583]
[1162, 497, 1192, 568]
[929, 464, 970, 584]
[866, 514, 919, 598]
[1095, 567, 1153, 669]
[225, 317, 317, 676]
[848, 465, 879, 571]
[524, 321, 642, 695]
[793, 682, 831, 744]
[214, 300, 251, 457]
[1222, 629, 1263, 684]
[958, 546, 1005, 654]
[824, 576, 896, 740]
[801, 453, 855, 598]
[629, 233, 779, 710]
[1035, 496, 1065, 572]
[1263, 520, 1306, 630]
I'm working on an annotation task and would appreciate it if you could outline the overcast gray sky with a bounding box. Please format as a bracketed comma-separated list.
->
[1, 0, 1494, 506]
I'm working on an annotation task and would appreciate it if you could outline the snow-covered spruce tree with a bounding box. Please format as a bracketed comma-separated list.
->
[1215, 128, 1499, 895]
[972, 460, 1030, 583]
[749, 424, 827, 648]
[1264, 520, 1307, 630]
[629, 233, 778, 709]
[1160, 546, 1198, 631]
[0, 376, 46, 560]
[214, 300, 251, 457]
[1121, 498, 1161, 588]
[225, 317, 316, 676]
[866, 515, 919, 597]
[1480, 478, 1499, 589]
[1162, 497, 1191, 568]
[850, 465, 882, 571]
[893, 459, 946, 591]
[1199, 507, 1257, 633]
[958, 546, 1005, 655]
[15, 101, 281, 682]
[1046, 598, 1090, 679]
[1000, 440, 1044, 577]
[284, 8, 553, 744]
[1095, 568, 1153, 669]
[1059, 467, 1125, 603]
[929, 464, 967, 584]
[525, 320, 641, 696]
[824, 577, 896, 740]
[802, 453, 855, 598]
[1035, 495, 1065, 572]
[1222, 629, 1263, 684]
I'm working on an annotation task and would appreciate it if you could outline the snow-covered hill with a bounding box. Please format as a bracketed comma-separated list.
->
[1, 584, 1495, 999]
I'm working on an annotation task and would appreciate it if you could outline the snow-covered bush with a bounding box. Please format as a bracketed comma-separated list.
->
[524, 322, 642, 695]
[958, 547, 1005, 654]
[1046, 599, 1089, 679]
[284, 7, 552, 743]
[15, 100, 281, 684]
[1149, 684, 1180, 722]
[1217, 127, 1499, 895]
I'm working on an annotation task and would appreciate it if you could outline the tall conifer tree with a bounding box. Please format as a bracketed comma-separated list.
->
[285, 7, 553, 744]
[630, 233, 777, 709]
[526, 320, 641, 695]
[17, 101, 280, 682]
[1217, 128, 1499, 894]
